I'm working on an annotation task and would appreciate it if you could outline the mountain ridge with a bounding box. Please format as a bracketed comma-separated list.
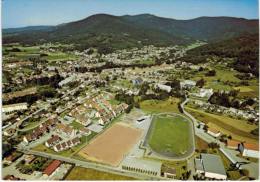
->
[3, 13, 258, 52]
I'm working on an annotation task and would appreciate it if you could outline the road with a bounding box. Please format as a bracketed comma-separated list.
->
[181, 97, 259, 179]
[18, 149, 168, 180]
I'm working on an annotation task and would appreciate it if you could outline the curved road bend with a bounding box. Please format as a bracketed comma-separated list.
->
[142, 112, 196, 161]
[181, 97, 259, 179]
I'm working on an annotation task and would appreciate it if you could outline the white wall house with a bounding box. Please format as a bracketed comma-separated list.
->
[207, 128, 221, 138]
[3, 103, 28, 114]
[156, 84, 172, 93]
[193, 88, 213, 98]
[239, 143, 259, 158]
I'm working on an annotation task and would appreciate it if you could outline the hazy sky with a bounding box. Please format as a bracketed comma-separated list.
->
[3, 0, 259, 28]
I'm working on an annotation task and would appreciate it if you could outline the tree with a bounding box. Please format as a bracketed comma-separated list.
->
[198, 67, 204, 71]
[196, 78, 205, 88]
[205, 70, 216, 76]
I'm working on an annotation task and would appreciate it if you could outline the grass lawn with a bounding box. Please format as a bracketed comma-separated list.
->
[195, 136, 208, 151]
[65, 167, 136, 180]
[185, 107, 258, 144]
[108, 98, 121, 105]
[192, 66, 241, 91]
[237, 85, 259, 98]
[145, 157, 187, 179]
[163, 160, 188, 179]
[113, 79, 133, 89]
[134, 58, 155, 65]
[11, 52, 40, 59]
[148, 114, 192, 156]
[69, 121, 84, 130]
[140, 97, 181, 114]
[22, 121, 39, 130]
[47, 52, 78, 61]
[217, 150, 242, 180]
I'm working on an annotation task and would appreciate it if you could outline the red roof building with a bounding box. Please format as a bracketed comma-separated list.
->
[43, 160, 61, 176]
[226, 140, 240, 149]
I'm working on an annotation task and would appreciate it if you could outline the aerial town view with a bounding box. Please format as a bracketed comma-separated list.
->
[1, 0, 259, 181]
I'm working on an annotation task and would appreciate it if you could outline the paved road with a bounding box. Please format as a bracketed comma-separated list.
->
[18, 149, 168, 180]
[181, 97, 259, 179]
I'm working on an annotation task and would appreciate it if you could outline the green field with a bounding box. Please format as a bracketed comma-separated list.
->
[185, 107, 258, 144]
[69, 121, 84, 130]
[66, 167, 136, 180]
[147, 114, 192, 157]
[140, 97, 181, 114]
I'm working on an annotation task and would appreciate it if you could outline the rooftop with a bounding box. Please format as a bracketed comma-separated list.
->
[200, 153, 226, 176]
[122, 157, 161, 173]
[208, 127, 220, 134]
[243, 143, 259, 151]
[43, 160, 61, 176]
[227, 140, 240, 148]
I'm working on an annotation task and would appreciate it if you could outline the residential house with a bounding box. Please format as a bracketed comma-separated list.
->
[4, 175, 22, 180]
[99, 116, 110, 125]
[3, 152, 22, 165]
[24, 154, 36, 164]
[207, 128, 221, 138]
[194, 88, 214, 98]
[79, 128, 92, 136]
[132, 77, 143, 85]
[56, 123, 77, 138]
[43, 160, 62, 176]
[23, 125, 47, 143]
[45, 135, 61, 148]
[53, 137, 81, 152]
[226, 140, 240, 150]
[161, 164, 176, 178]
[156, 84, 172, 93]
[238, 143, 259, 158]
[180, 80, 196, 89]
[3, 128, 16, 137]
[2, 103, 28, 114]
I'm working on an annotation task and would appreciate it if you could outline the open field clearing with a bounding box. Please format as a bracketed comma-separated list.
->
[235, 86, 254, 92]
[65, 167, 136, 180]
[115, 108, 144, 124]
[185, 107, 258, 144]
[237, 85, 259, 98]
[207, 122, 258, 144]
[185, 107, 257, 133]
[195, 136, 208, 150]
[140, 97, 181, 114]
[146, 114, 193, 157]
[192, 67, 242, 91]
[78, 123, 142, 166]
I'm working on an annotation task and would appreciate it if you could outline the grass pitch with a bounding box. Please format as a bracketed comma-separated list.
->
[148, 114, 192, 157]
[66, 167, 136, 180]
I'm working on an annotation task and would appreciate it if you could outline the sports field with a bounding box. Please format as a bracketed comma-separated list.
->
[146, 114, 194, 157]
[78, 123, 142, 166]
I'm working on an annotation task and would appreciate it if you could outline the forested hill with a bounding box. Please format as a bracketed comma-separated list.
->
[3, 14, 258, 52]
[179, 33, 259, 76]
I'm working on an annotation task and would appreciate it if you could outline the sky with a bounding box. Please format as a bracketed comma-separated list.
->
[2, 0, 259, 28]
